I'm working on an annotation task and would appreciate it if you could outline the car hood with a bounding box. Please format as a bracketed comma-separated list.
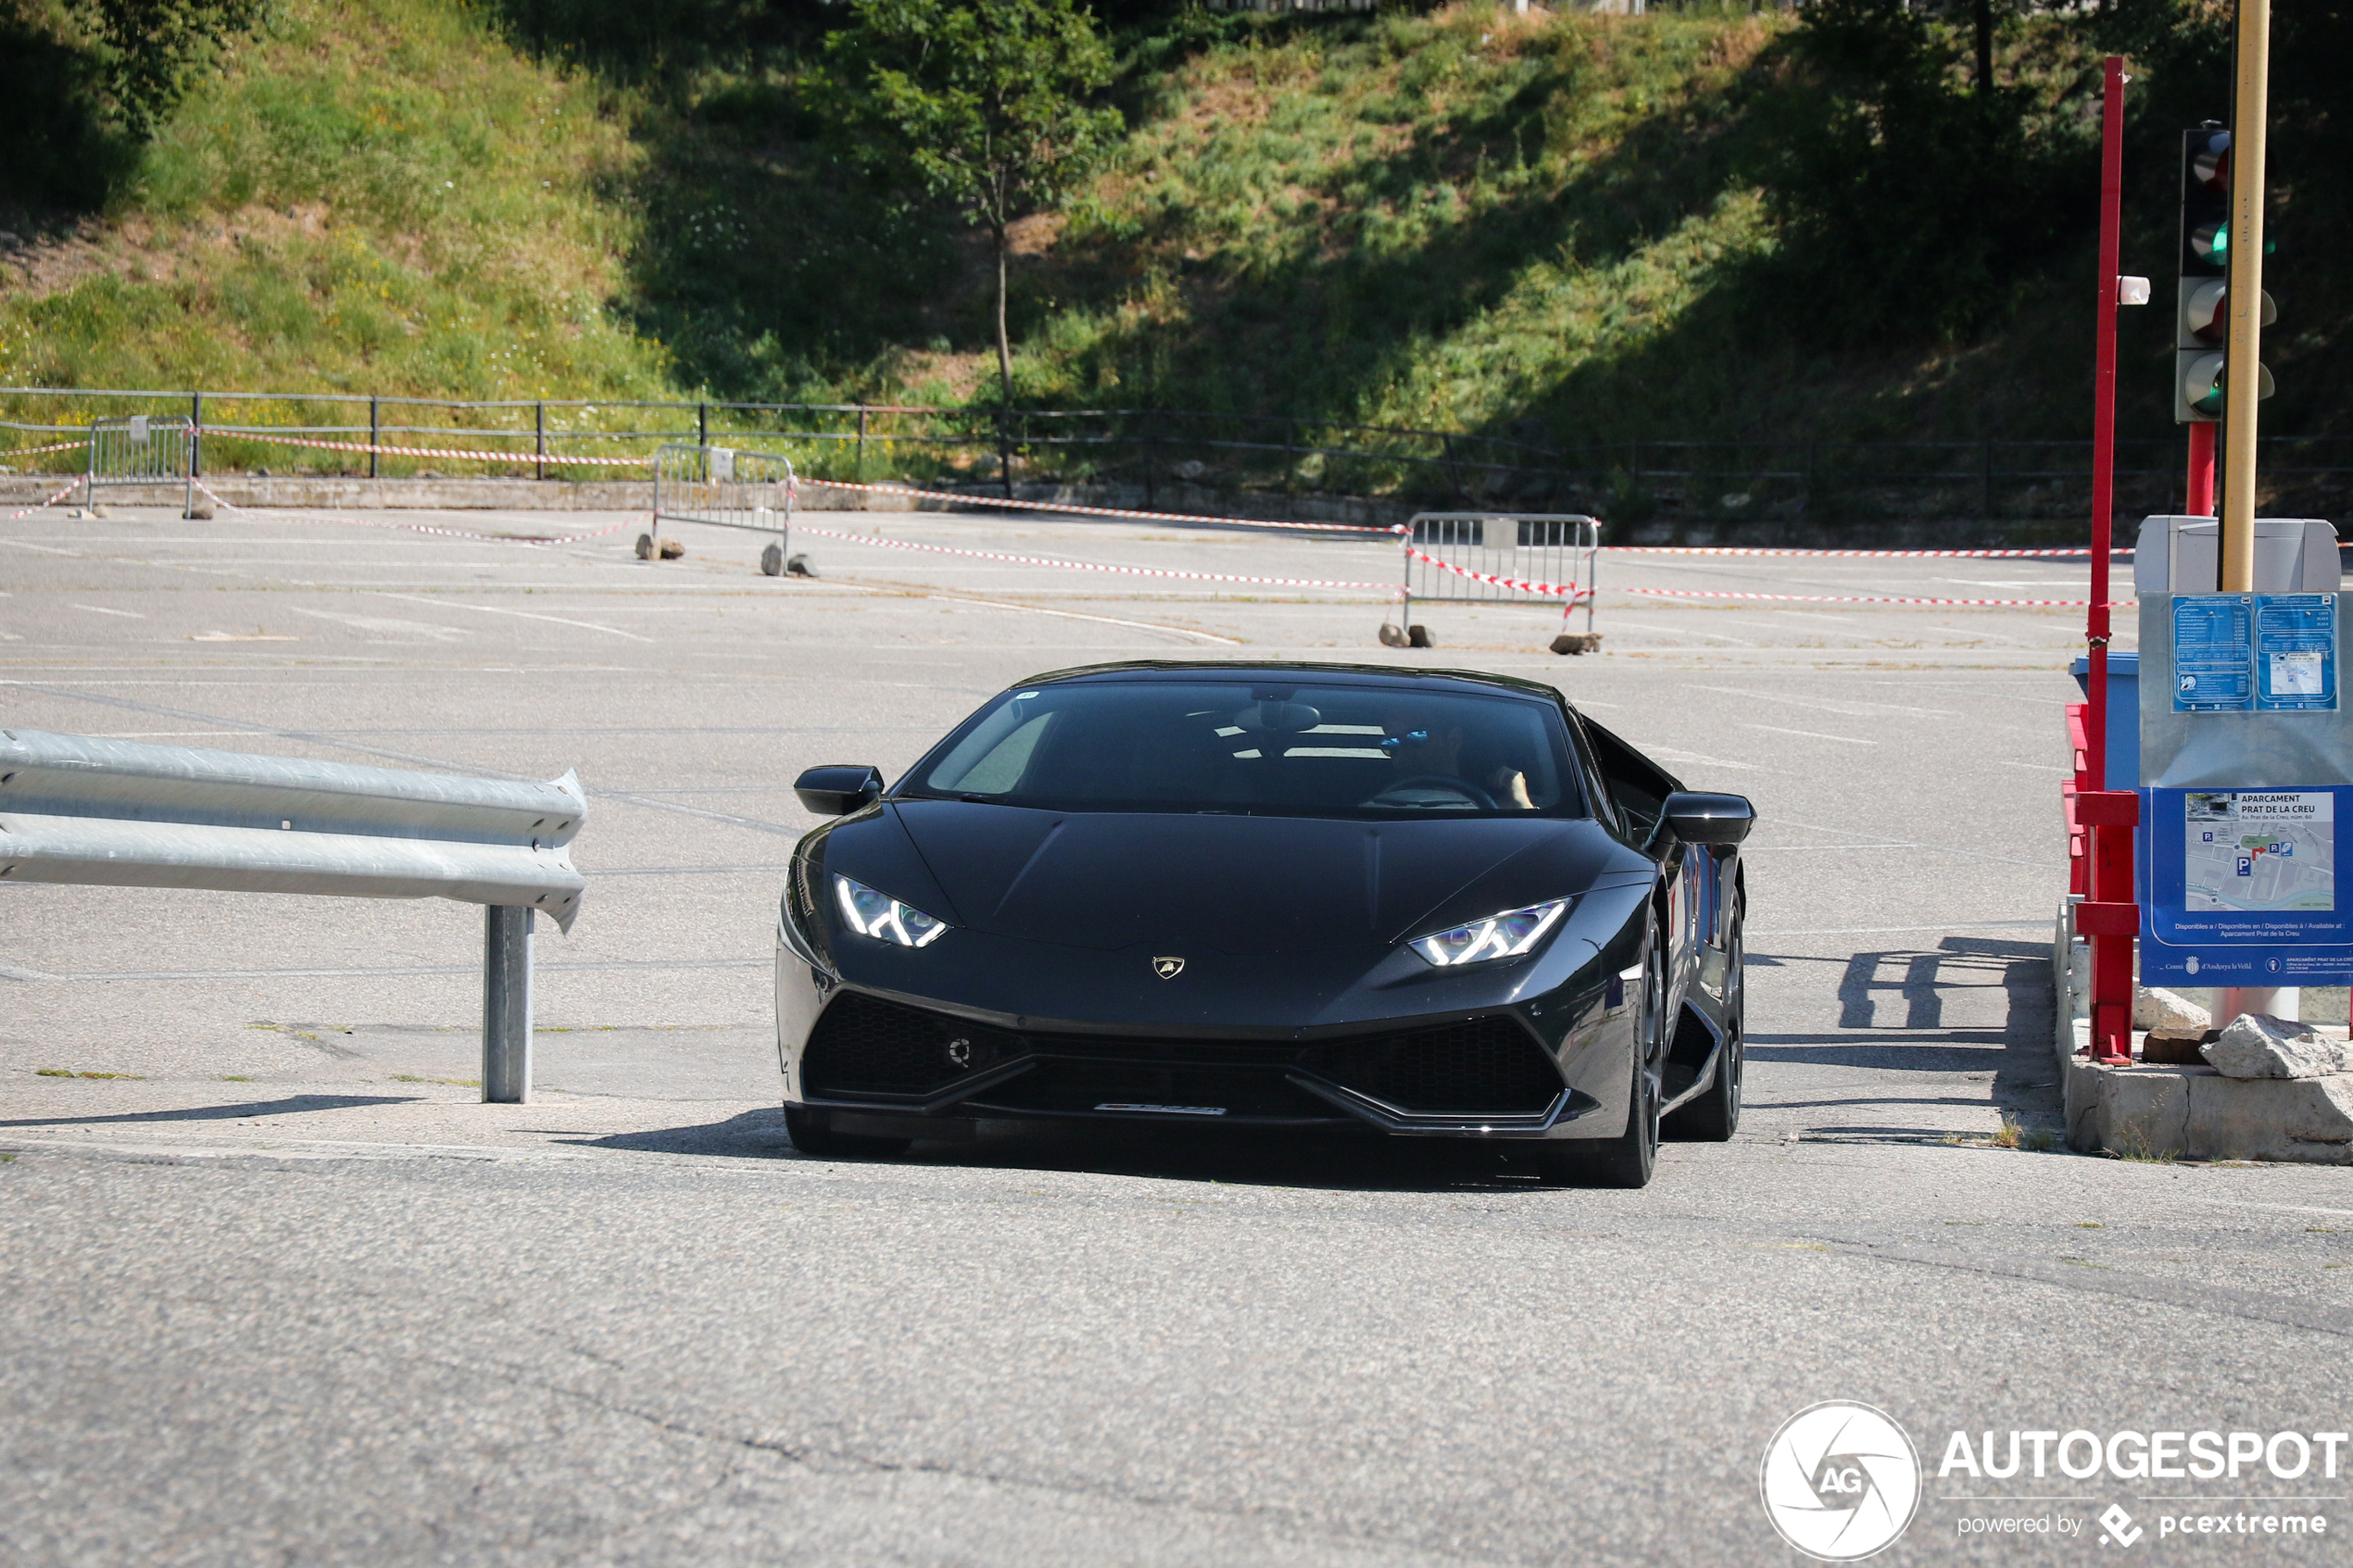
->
[849, 800, 1650, 956]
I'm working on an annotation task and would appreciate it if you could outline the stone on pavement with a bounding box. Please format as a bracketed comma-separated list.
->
[2203, 1012, 2352, 1079]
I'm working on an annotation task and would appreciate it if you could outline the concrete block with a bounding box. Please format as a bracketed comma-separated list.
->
[2063, 1056, 2353, 1163]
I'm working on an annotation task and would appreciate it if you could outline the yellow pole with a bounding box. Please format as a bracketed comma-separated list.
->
[2218, 0, 2271, 591]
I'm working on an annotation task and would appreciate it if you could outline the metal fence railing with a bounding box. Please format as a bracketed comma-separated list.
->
[6, 384, 2350, 529]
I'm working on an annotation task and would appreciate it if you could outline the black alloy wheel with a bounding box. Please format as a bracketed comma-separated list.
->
[1665, 892, 1743, 1142]
[785, 1107, 912, 1159]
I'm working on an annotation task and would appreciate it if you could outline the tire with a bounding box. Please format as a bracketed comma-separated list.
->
[1537, 925, 1662, 1189]
[785, 1107, 911, 1159]
[1664, 895, 1743, 1142]
[761, 542, 785, 576]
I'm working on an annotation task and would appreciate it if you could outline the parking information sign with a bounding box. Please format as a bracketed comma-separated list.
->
[2143, 785, 2353, 984]
[2171, 594, 2339, 713]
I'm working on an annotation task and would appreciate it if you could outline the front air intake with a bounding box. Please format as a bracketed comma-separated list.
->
[1298, 1015, 1564, 1116]
[801, 992, 1021, 1098]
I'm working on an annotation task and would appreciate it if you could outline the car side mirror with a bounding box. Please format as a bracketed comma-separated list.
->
[795, 765, 886, 816]
[1661, 791, 1755, 846]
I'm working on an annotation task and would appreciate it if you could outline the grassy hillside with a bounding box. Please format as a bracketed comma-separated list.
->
[0, 0, 670, 403]
[1, 0, 2345, 468]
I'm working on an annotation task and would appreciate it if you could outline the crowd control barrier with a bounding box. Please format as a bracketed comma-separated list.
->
[648, 443, 796, 573]
[0, 728, 585, 1102]
[86, 415, 194, 518]
[1396, 512, 1602, 651]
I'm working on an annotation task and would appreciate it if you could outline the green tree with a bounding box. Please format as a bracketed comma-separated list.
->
[826, 0, 1121, 402]
[71, 0, 264, 136]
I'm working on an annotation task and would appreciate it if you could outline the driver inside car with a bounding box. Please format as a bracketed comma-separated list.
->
[1378, 711, 1536, 809]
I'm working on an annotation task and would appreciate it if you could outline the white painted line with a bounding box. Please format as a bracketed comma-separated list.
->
[371, 591, 651, 642]
[71, 604, 145, 618]
[1743, 723, 1875, 746]
[922, 593, 1241, 646]
[1997, 759, 2069, 772]
[1687, 684, 1957, 718]
[1750, 919, 2048, 935]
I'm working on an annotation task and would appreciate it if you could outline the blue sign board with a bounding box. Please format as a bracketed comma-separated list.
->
[2139, 785, 2353, 984]
[2171, 593, 2339, 713]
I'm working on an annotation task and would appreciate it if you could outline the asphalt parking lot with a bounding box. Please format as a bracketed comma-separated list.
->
[4, 502, 2349, 1565]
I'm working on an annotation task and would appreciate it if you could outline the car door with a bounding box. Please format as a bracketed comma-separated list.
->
[1575, 716, 1699, 1015]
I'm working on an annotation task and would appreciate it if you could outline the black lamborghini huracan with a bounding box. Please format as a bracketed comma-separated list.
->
[774, 662, 1752, 1186]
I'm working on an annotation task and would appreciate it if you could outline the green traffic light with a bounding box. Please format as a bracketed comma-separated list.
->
[2195, 222, 2228, 265]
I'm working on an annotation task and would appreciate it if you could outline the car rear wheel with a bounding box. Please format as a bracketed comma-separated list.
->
[785, 1108, 912, 1159]
[1664, 894, 1743, 1142]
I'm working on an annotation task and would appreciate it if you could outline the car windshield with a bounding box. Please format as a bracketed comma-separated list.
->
[904, 680, 1584, 819]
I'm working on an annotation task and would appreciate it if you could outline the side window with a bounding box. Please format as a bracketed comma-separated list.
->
[1565, 710, 1619, 834]
[1581, 719, 1681, 847]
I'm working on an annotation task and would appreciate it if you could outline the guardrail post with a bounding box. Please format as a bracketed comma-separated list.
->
[698, 402, 708, 447]
[190, 393, 202, 477]
[535, 402, 547, 482]
[369, 397, 380, 480]
[856, 406, 868, 482]
[998, 408, 1013, 501]
[483, 905, 534, 1103]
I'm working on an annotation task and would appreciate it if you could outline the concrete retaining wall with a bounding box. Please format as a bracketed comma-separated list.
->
[0, 472, 2103, 545]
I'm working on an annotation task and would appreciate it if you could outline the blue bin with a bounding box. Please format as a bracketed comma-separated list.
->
[2069, 651, 2139, 790]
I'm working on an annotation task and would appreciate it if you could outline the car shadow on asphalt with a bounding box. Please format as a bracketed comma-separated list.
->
[0, 1094, 415, 1127]
[574, 1108, 1577, 1193]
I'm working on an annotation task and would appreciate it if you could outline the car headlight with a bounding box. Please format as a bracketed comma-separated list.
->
[833, 873, 950, 947]
[1411, 898, 1570, 967]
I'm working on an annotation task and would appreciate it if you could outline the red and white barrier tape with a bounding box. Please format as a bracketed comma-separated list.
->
[192, 477, 636, 546]
[1607, 544, 2113, 558]
[8, 476, 82, 519]
[800, 476, 1400, 535]
[203, 429, 650, 469]
[1621, 585, 2129, 608]
[1405, 545, 1590, 601]
[796, 523, 1400, 594]
[2, 438, 87, 459]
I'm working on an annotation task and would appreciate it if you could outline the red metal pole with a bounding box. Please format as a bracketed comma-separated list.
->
[2082, 57, 2135, 1064]
[2187, 420, 2217, 516]
[2087, 55, 2126, 795]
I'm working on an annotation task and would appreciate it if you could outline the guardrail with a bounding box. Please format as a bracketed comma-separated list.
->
[0, 728, 585, 1103]
[6, 384, 2352, 525]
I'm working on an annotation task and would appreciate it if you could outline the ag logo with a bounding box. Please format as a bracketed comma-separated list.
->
[1152, 956, 1186, 979]
[1759, 1401, 1921, 1561]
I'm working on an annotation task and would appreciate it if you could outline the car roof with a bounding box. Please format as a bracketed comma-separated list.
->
[1012, 659, 1569, 703]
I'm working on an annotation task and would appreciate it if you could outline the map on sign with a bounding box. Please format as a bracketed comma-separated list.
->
[2184, 791, 2335, 913]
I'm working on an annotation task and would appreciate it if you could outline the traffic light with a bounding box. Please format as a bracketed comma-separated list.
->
[2175, 128, 2275, 422]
